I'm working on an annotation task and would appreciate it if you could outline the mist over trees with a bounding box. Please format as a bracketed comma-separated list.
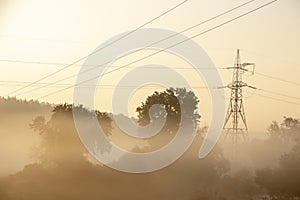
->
[0, 97, 52, 176]
[0, 89, 299, 200]
[29, 103, 112, 166]
[255, 118, 300, 199]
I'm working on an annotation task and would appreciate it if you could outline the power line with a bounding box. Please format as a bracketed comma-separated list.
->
[37, 0, 279, 100]
[6, 81, 300, 108]
[3, 61, 300, 89]
[216, 83, 300, 102]
[0, 59, 226, 70]
[248, 92, 300, 106]
[0, 0, 257, 50]
[0, 79, 221, 89]
[8, 0, 257, 97]
[0, 59, 94, 68]
[0, 84, 215, 89]
[255, 72, 300, 86]
[240, 48, 300, 69]
[5, 0, 189, 96]
[4, 79, 300, 103]
[0, 0, 257, 69]
[0, 0, 257, 68]
[225, 62, 300, 87]
[0, 34, 98, 44]
[0, 80, 220, 89]
[14, 66, 225, 96]
[258, 88, 300, 100]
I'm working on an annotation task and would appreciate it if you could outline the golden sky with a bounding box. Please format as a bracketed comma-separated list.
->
[0, 0, 299, 133]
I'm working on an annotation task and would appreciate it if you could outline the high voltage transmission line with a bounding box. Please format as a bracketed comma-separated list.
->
[2, 0, 281, 104]
[2, 60, 299, 88]
[255, 72, 300, 87]
[1, 60, 300, 87]
[34, 0, 278, 100]
[257, 89, 300, 101]
[5, 0, 190, 96]
[2, 0, 277, 99]
[2, 79, 300, 105]
[5, 0, 258, 97]
[245, 91, 300, 106]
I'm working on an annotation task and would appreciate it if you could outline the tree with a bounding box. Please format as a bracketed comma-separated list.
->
[136, 87, 200, 135]
[267, 116, 300, 142]
[256, 141, 300, 199]
[29, 103, 112, 166]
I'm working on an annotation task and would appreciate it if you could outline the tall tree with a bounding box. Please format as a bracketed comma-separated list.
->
[136, 87, 200, 135]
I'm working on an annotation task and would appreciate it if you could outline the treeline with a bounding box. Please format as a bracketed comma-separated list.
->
[0, 96, 52, 114]
[0, 90, 299, 200]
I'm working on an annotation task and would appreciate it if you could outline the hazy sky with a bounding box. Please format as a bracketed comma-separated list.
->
[0, 0, 299, 133]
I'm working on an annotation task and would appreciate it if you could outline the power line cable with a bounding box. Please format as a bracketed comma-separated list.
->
[255, 72, 300, 86]
[258, 88, 300, 100]
[8, 79, 300, 103]
[1, 84, 216, 89]
[0, 60, 226, 69]
[5, 0, 189, 96]
[9, 0, 257, 96]
[248, 92, 300, 106]
[240, 48, 300, 68]
[14, 66, 225, 96]
[0, 59, 95, 67]
[225, 63, 300, 87]
[37, 0, 279, 99]
[0, 80, 220, 89]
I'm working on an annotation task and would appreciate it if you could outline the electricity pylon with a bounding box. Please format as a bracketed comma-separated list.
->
[223, 49, 256, 142]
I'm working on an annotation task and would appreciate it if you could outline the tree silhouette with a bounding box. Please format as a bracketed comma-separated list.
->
[256, 141, 300, 199]
[268, 116, 300, 142]
[29, 103, 112, 166]
[136, 87, 200, 135]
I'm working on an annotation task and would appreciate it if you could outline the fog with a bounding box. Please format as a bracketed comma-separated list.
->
[0, 96, 299, 200]
[0, 98, 52, 176]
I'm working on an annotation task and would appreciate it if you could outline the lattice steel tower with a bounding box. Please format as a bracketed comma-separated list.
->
[223, 49, 255, 142]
